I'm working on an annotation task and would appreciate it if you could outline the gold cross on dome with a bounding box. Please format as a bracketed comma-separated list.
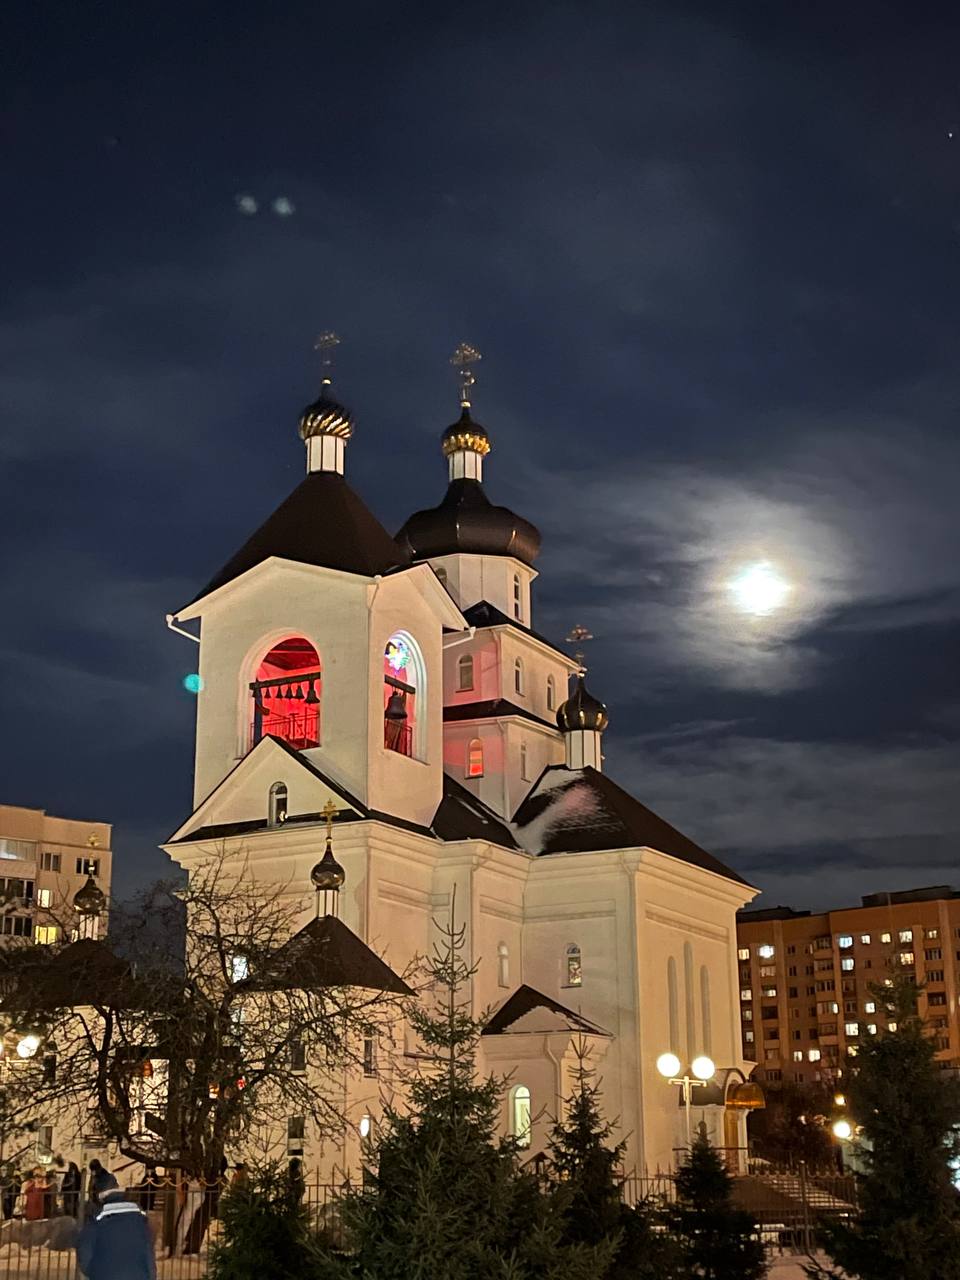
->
[450, 342, 482, 408]
[565, 624, 593, 673]
[313, 332, 341, 384]
[321, 798, 339, 840]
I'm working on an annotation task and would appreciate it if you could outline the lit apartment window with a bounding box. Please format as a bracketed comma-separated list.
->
[926, 928, 939, 940]
[37, 888, 52, 909]
[859, 934, 871, 944]
[744, 1030, 754, 1043]
[899, 929, 913, 944]
[762, 986, 777, 998]
[738, 948, 750, 961]
[844, 1022, 860, 1037]
[35, 925, 59, 945]
[847, 1046, 859, 1057]
[866, 1024, 877, 1035]
[888, 1022, 898, 1032]
[759, 965, 776, 978]
[928, 992, 947, 1007]
[40, 852, 61, 872]
[742, 1007, 753, 1021]
[837, 935, 853, 949]
[841, 957, 854, 971]
[899, 951, 915, 966]
[864, 1001, 876, 1013]
[757, 944, 775, 959]
[808, 1048, 821, 1062]
[740, 989, 752, 1001]
[880, 931, 892, 943]
[792, 1051, 803, 1062]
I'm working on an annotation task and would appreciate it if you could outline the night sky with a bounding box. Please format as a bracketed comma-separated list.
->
[4, 2, 959, 909]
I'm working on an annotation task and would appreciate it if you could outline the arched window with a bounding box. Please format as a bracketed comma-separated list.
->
[268, 782, 288, 826]
[667, 956, 679, 1054]
[514, 658, 524, 695]
[383, 632, 425, 759]
[457, 653, 474, 691]
[251, 637, 321, 750]
[466, 738, 484, 778]
[497, 942, 509, 988]
[546, 674, 556, 712]
[700, 965, 712, 1057]
[564, 943, 582, 987]
[512, 574, 522, 621]
[510, 1085, 531, 1148]
[519, 741, 529, 780]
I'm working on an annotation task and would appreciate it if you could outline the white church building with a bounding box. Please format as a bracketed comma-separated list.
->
[164, 350, 760, 1176]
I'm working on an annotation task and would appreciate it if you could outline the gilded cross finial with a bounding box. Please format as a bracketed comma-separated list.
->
[314, 332, 341, 387]
[321, 798, 339, 842]
[566, 624, 593, 674]
[450, 342, 482, 409]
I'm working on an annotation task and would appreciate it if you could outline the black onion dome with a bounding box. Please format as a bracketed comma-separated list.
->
[397, 481, 542, 565]
[298, 386, 355, 441]
[556, 675, 609, 733]
[441, 407, 491, 458]
[311, 840, 346, 892]
[73, 874, 106, 916]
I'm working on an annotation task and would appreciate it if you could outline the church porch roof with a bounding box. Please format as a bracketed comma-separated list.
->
[482, 984, 610, 1037]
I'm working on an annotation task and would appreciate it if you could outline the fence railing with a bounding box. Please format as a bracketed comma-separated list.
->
[0, 1161, 858, 1277]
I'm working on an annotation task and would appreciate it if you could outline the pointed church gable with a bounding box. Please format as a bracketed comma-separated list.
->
[482, 984, 610, 1038]
[167, 736, 366, 844]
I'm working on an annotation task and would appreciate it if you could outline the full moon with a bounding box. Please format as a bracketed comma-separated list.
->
[728, 561, 792, 616]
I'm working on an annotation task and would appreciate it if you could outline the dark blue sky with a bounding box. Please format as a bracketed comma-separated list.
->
[3, 0, 959, 907]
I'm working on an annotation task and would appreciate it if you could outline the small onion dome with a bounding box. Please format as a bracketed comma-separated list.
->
[441, 406, 491, 458]
[298, 385, 355, 442]
[73, 874, 106, 916]
[311, 839, 346, 892]
[556, 674, 609, 734]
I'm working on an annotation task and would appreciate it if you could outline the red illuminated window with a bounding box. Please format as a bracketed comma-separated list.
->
[384, 634, 417, 757]
[466, 738, 484, 778]
[250, 637, 321, 750]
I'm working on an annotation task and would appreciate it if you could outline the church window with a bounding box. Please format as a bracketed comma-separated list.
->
[457, 653, 474, 691]
[683, 942, 696, 1059]
[564, 943, 582, 987]
[466, 738, 484, 778]
[363, 1036, 378, 1076]
[510, 1085, 531, 1147]
[546, 675, 556, 711]
[383, 631, 424, 759]
[512, 574, 522, 621]
[514, 658, 524, 695]
[497, 943, 509, 988]
[290, 1041, 306, 1073]
[268, 782, 288, 826]
[519, 741, 529, 780]
[251, 637, 321, 751]
[228, 954, 249, 983]
[286, 1116, 305, 1155]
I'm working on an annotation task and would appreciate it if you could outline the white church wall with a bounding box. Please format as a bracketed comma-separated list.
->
[427, 553, 536, 622]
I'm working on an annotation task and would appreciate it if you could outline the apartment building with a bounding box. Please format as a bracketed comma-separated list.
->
[737, 885, 960, 1087]
[0, 803, 112, 944]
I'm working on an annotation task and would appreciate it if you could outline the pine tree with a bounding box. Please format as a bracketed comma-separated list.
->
[323, 908, 614, 1279]
[208, 1163, 323, 1280]
[666, 1129, 766, 1280]
[546, 1045, 683, 1279]
[809, 975, 960, 1280]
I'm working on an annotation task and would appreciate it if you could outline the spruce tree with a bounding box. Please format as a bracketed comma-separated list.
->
[323, 909, 614, 1279]
[546, 1045, 682, 1279]
[809, 975, 960, 1280]
[208, 1163, 322, 1280]
[666, 1129, 766, 1280]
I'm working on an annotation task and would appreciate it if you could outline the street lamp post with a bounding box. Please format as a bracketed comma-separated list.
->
[656, 1052, 716, 1149]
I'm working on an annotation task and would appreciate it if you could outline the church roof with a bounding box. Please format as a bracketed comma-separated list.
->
[512, 765, 749, 885]
[0, 938, 136, 1009]
[432, 774, 519, 849]
[191, 471, 409, 604]
[396, 478, 541, 567]
[258, 914, 412, 995]
[461, 601, 577, 666]
[443, 699, 556, 730]
[482, 984, 610, 1037]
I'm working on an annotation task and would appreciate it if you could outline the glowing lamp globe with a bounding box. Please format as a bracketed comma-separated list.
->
[691, 1055, 716, 1081]
[359, 1114, 372, 1139]
[17, 1034, 40, 1059]
[832, 1119, 852, 1140]
[656, 1052, 681, 1079]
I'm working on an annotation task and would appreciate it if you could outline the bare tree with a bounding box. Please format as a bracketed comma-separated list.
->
[0, 850, 410, 1183]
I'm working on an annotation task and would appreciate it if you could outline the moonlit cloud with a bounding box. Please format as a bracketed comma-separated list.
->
[235, 193, 259, 215]
[271, 196, 295, 217]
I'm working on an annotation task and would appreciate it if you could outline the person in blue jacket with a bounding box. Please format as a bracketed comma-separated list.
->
[76, 1175, 156, 1280]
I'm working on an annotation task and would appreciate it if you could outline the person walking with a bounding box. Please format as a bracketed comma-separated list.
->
[62, 1162, 82, 1217]
[76, 1176, 155, 1280]
[22, 1168, 46, 1221]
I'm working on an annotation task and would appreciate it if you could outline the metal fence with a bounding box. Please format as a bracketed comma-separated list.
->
[0, 1163, 857, 1277]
